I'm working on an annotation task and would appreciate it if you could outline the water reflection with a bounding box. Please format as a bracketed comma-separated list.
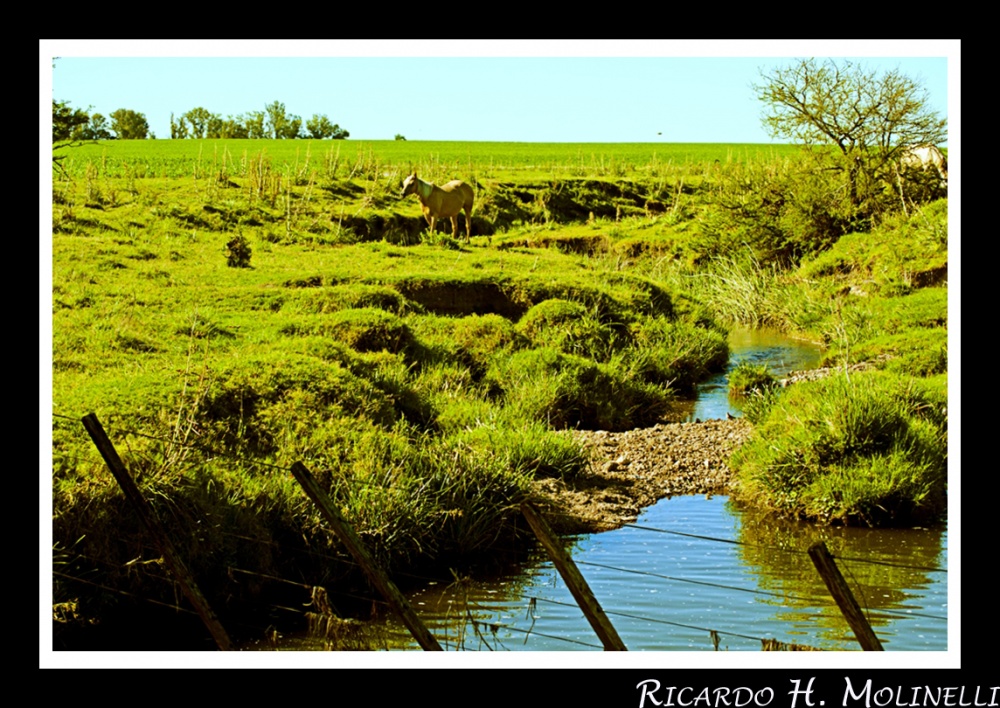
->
[270, 328, 947, 652]
[384, 496, 947, 651]
[685, 327, 825, 422]
[735, 504, 947, 650]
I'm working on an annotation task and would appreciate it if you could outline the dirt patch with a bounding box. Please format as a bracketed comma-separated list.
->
[393, 278, 528, 318]
[497, 233, 612, 255]
[534, 418, 753, 534]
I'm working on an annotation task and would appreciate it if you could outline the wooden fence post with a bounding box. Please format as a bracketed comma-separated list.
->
[289, 461, 443, 651]
[520, 502, 627, 651]
[807, 541, 884, 651]
[80, 413, 232, 651]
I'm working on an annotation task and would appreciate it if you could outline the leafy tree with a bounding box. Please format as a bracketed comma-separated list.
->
[395, 134, 407, 141]
[52, 99, 91, 175]
[284, 116, 303, 140]
[245, 111, 266, 139]
[305, 114, 349, 139]
[183, 106, 214, 138]
[110, 108, 150, 139]
[205, 114, 224, 138]
[81, 113, 113, 140]
[52, 100, 90, 143]
[264, 101, 302, 139]
[215, 116, 249, 139]
[170, 113, 189, 139]
[753, 58, 947, 209]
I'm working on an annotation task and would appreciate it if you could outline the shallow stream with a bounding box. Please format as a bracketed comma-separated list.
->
[254, 328, 948, 652]
[384, 328, 949, 652]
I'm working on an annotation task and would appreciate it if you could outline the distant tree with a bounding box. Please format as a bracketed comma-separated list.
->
[170, 113, 190, 139]
[81, 113, 113, 141]
[754, 58, 947, 207]
[52, 100, 90, 143]
[216, 116, 250, 139]
[264, 101, 302, 139]
[306, 114, 349, 139]
[110, 108, 150, 139]
[183, 107, 214, 139]
[395, 134, 406, 141]
[285, 115, 303, 139]
[245, 111, 266, 139]
[205, 114, 224, 138]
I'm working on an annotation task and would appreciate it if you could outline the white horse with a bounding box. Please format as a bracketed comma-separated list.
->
[899, 145, 948, 185]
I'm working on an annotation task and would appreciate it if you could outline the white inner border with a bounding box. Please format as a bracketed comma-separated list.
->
[39, 39, 960, 671]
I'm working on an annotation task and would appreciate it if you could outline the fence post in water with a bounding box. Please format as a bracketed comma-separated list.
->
[807, 541, 884, 651]
[520, 502, 627, 651]
[80, 413, 232, 651]
[289, 461, 443, 651]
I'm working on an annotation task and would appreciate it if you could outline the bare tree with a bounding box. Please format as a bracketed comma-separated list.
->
[754, 58, 947, 207]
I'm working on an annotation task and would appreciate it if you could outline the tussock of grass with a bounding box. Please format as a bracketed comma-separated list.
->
[324, 308, 411, 353]
[727, 361, 776, 398]
[730, 371, 947, 526]
[517, 299, 621, 361]
[627, 318, 729, 394]
[287, 284, 408, 315]
[487, 347, 675, 431]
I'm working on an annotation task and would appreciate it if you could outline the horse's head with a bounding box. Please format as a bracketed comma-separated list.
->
[401, 173, 418, 198]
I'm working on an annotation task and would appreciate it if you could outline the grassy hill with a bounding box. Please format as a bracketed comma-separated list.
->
[48, 139, 949, 647]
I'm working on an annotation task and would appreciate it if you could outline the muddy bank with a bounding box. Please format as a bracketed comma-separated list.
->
[534, 417, 753, 534]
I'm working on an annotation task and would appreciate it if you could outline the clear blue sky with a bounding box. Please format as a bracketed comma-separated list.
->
[42, 40, 957, 144]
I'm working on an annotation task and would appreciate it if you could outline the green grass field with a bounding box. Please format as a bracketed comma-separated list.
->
[48, 138, 948, 647]
[55, 138, 802, 180]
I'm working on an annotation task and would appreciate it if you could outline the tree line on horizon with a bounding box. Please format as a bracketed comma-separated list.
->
[52, 99, 349, 141]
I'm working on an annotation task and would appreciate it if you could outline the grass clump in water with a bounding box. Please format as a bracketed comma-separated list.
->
[727, 361, 776, 398]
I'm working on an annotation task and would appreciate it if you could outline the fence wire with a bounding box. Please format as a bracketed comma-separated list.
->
[49, 410, 948, 651]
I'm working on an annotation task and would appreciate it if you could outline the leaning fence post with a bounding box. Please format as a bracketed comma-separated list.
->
[807, 541, 884, 651]
[80, 413, 232, 651]
[289, 461, 443, 651]
[520, 502, 627, 651]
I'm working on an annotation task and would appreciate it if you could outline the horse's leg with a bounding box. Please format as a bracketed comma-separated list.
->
[451, 215, 460, 240]
[426, 215, 435, 236]
[464, 207, 472, 243]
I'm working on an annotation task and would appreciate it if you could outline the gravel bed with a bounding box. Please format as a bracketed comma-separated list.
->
[532, 418, 753, 534]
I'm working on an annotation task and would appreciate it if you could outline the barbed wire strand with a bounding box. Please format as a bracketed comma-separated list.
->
[576, 558, 832, 606]
[53, 411, 949, 573]
[618, 521, 946, 574]
[51, 411, 950, 648]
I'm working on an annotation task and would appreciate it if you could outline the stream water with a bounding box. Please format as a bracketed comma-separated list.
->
[683, 327, 826, 422]
[380, 328, 949, 652]
[256, 328, 948, 653]
[390, 496, 947, 652]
